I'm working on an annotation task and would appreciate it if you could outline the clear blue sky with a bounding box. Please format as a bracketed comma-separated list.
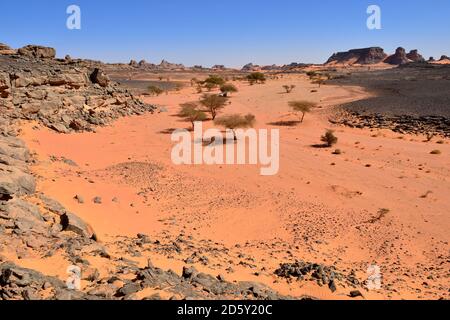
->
[1, 0, 449, 67]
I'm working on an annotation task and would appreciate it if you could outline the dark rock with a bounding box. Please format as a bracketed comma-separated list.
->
[89, 68, 110, 87]
[349, 290, 364, 298]
[117, 282, 141, 297]
[60, 211, 96, 240]
[326, 47, 387, 65]
[406, 50, 425, 63]
[385, 47, 409, 65]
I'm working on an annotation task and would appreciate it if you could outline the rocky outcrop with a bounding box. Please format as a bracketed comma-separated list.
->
[439, 55, 450, 61]
[326, 47, 387, 65]
[406, 49, 425, 62]
[0, 43, 16, 56]
[241, 63, 261, 72]
[0, 51, 155, 133]
[384, 47, 410, 65]
[90, 68, 110, 87]
[17, 45, 56, 59]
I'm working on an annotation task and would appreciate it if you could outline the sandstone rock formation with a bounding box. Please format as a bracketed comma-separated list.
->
[384, 47, 410, 65]
[0, 43, 16, 55]
[17, 45, 56, 59]
[0, 50, 154, 133]
[406, 49, 425, 62]
[326, 47, 387, 65]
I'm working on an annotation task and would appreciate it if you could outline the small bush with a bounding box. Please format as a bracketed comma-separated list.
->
[246, 72, 266, 85]
[220, 83, 238, 96]
[283, 85, 296, 93]
[430, 149, 441, 155]
[321, 130, 338, 147]
[148, 85, 164, 96]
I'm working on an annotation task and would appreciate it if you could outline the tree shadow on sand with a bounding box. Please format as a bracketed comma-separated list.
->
[267, 120, 301, 127]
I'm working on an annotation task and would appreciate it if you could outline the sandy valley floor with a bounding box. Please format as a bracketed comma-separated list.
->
[19, 74, 449, 299]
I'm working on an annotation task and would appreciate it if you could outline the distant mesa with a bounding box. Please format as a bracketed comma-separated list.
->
[212, 64, 225, 70]
[326, 47, 387, 65]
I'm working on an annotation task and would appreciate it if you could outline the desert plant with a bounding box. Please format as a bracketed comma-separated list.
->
[306, 71, 318, 78]
[204, 75, 226, 87]
[425, 132, 435, 142]
[178, 102, 207, 130]
[321, 130, 338, 147]
[148, 85, 164, 96]
[283, 85, 296, 93]
[288, 100, 317, 122]
[246, 72, 266, 85]
[200, 94, 228, 120]
[312, 77, 326, 88]
[220, 83, 238, 97]
[430, 149, 441, 155]
[214, 113, 256, 140]
[204, 82, 217, 92]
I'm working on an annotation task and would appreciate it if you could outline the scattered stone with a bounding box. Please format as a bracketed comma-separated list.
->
[74, 195, 85, 204]
[93, 196, 102, 204]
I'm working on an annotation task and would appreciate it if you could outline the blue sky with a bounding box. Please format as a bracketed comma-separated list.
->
[1, 0, 449, 67]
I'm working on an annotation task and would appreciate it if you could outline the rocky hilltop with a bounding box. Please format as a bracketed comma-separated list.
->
[326, 47, 431, 66]
[0, 45, 154, 134]
[326, 47, 387, 65]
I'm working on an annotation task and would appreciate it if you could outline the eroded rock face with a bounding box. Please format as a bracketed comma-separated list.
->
[18, 45, 56, 59]
[0, 49, 155, 133]
[406, 49, 425, 62]
[0, 43, 16, 56]
[384, 47, 409, 65]
[326, 47, 387, 65]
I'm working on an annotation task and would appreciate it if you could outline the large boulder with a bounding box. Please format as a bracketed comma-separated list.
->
[61, 211, 97, 240]
[89, 68, 110, 87]
[384, 47, 409, 65]
[0, 164, 36, 199]
[18, 45, 56, 59]
[326, 47, 387, 65]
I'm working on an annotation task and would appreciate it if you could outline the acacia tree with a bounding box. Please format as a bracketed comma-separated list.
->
[220, 83, 238, 97]
[199, 94, 228, 120]
[214, 113, 256, 140]
[246, 72, 266, 85]
[178, 102, 207, 130]
[288, 100, 317, 123]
